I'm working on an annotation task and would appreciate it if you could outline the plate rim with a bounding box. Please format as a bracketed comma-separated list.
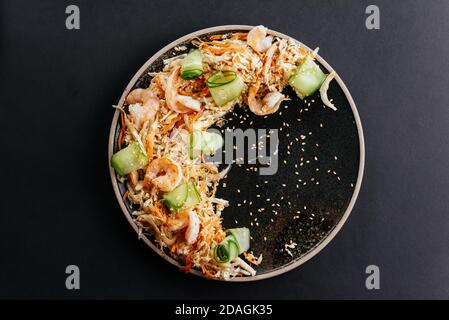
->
[108, 25, 365, 282]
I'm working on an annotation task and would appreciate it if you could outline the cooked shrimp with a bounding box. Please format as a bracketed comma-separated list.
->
[247, 79, 285, 116]
[247, 25, 273, 53]
[144, 157, 183, 192]
[185, 210, 200, 244]
[166, 66, 202, 113]
[166, 211, 188, 231]
[164, 209, 199, 245]
[126, 88, 159, 128]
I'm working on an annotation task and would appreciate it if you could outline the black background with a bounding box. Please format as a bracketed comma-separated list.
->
[1, 0, 448, 299]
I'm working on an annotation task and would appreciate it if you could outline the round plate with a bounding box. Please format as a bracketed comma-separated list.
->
[108, 25, 365, 281]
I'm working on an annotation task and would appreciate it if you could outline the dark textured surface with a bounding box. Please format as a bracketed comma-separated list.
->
[1, 0, 449, 299]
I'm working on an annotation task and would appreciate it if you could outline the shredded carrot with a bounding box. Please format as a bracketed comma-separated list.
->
[230, 32, 248, 40]
[299, 48, 307, 56]
[180, 250, 195, 273]
[150, 205, 166, 223]
[160, 116, 180, 134]
[214, 231, 225, 243]
[201, 41, 233, 48]
[199, 86, 209, 97]
[198, 180, 207, 192]
[190, 111, 202, 122]
[171, 243, 177, 253]
[209, 34, 224, 40]
[201, 266, 215, 279]
[122, 190, 129, 201]
[146, 132, 153, 158]
[201, 218, 211, 228]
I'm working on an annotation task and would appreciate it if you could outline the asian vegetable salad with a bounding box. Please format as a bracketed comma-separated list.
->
[111, 26, 336, 280]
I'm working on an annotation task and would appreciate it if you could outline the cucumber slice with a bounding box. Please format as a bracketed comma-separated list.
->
[202, 131, 224, 155]
[162, 183, 188, 211]
[162, 181, 201, 211]
[214, 235, 240, 263]
[207, 71, 245, 107]
[111, 142, 148, 176]
[189, 130, 224, 159]
[189, 130, 203, 160]
[181, 49, 203, 80]
[184, 181, 201, 208]
[207, 70, 237, 88]
[227, 228, 250, 254]
[288, 56, 326, 99]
